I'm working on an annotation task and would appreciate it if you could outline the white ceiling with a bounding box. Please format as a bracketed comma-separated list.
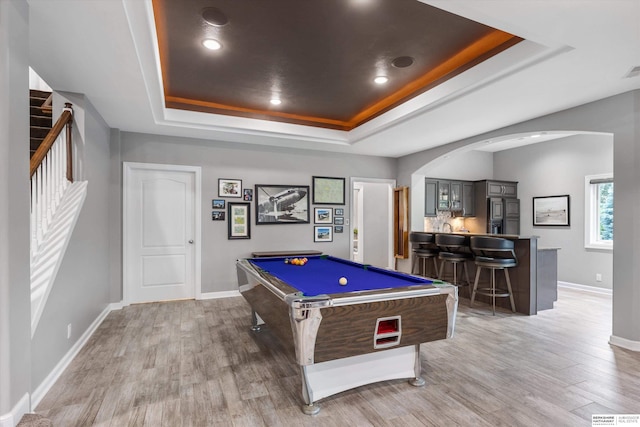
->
[28, 0, 640, 158]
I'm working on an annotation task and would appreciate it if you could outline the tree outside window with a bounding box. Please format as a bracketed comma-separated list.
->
[585, 174, 613, 250]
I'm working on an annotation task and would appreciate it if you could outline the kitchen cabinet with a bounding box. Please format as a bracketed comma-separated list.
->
[425, 178, 475, 217]
[424, 179, 438, 217]
[462, 182, 475, 217]
[505, 198, 520, 218]
[486, 180, 518, 198]
[437, 180, 451, 211]
[475, 180, 520, 235]
[504, 198, 520, 235]
[450, 181, 463, 211]
[489, 198, 503, 220]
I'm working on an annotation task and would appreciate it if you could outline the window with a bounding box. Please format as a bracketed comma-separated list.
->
[585, 174, 613, 250]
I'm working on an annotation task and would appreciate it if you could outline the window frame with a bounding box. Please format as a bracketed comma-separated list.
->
[584, 173, 613, 250]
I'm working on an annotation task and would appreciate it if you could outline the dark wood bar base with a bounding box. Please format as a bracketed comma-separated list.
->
[411, 232, 558, 315]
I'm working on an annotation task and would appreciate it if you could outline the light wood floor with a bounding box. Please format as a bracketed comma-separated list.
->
[35, 287, 640, 426]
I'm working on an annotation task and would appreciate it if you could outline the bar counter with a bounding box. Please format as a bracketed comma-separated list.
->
[411, 232, 558, 315]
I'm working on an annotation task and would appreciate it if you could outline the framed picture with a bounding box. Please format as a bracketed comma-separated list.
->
[212, 211, 225, 221]
[212, 199, 225, 209]
[228, 202, 251, 239]
[335, 208, 344, 216]
[218, 178, 242, 198]
[243, 188, 253, 201]
[255, 184, 310, 224]
[314, 226, 333, 242]
[312, 176, 345, 205]
[533, 195, 570, 226]
[334, 217, 344, 225]
[334, 225, 344, 233]
[314, 207, 333, 224]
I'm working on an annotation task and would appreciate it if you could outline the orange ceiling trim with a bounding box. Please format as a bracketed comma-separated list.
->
[166, 96, 352, 129]
[347, 30, 523, 128]
[151, 0, 171, 99]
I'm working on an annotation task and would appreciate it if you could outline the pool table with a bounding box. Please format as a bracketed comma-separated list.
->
[236, 255, 458, 414]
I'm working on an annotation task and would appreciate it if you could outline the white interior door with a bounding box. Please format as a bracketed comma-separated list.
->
[350, 177, 395, 269]
[124, 163, 201, 304]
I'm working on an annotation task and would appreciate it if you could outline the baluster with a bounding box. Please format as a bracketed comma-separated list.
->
[36, 164, 43, 248]
[31, 177, 37, 260]
[44, 155, 51, 231]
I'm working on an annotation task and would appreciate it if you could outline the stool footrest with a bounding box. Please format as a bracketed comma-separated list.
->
[475, 287, 511, 298]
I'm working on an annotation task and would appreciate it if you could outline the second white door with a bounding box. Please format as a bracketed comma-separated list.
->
[124, 163, 200, 304]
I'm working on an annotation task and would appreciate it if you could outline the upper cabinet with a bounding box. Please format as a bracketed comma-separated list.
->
[425, 179, 438, 217]
[486, 180, 518, 198]
[437, 180, 451, 211]
[462, 182, 475, 217]
[425, 178, 475, 217]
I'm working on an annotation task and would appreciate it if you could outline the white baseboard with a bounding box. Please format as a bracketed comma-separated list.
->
[609, 335, 640, 352]
[0, 392, 29, 427]
[558, 281, 612, 295]
[31, 301, 121, 409]
[199, 290, 241, 300]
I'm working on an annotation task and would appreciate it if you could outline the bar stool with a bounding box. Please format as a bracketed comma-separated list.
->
[469, 236, 517, 315]
[435, 234, 472, 293]
[409, 232, 439, 278]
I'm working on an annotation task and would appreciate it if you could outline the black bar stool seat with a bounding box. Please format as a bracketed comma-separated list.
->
[435, 234, 472, 292]
[470, 236, 517, 315]
[409, 232, 439, 278]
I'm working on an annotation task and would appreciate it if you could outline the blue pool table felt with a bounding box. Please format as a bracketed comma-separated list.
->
[250, 255, 436, 296]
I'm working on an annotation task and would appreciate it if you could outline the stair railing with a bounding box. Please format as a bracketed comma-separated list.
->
[30, 102, 73, 260]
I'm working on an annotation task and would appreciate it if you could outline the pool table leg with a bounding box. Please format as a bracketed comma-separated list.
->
[250, 310, 262, 332]
[300, 365, 321, 415]
[409, 344, 426, 387]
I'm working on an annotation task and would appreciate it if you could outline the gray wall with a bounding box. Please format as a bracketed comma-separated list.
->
[397, 90, 640, 344]
[117, 132, 396, 295]
[30, 93, 113, 388]
[494, 134, 614, 288]
[0, 0, 31, 415]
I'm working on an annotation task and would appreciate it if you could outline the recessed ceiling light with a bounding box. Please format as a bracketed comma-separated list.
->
[374, 76, 388, 85]
[531, 134, 542, 138]
[270, 98, 282, 106]
[202, 39, 222, 50]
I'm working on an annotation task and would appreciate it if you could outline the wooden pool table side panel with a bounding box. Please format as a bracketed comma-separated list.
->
[241, 284, 297, 360]
[313, 294, 449, 363]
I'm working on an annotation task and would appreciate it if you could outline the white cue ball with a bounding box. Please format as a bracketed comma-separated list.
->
[339, 277, 348, 286]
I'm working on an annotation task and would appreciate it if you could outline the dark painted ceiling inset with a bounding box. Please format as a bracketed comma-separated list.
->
[152, 0, 523, 131]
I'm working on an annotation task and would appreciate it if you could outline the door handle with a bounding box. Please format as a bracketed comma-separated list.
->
[188, 240, 194, 244]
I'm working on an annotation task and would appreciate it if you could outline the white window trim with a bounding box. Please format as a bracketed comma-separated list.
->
[584, 173, 613, 251]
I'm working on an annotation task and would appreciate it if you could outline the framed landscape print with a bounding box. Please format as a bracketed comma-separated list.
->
[314, 226, 333, 242]
[218, 178, 242, 198]
[228, 202, 251, 239]
[212, 211, 225, 221]
[312, 176, 345, 205]
[314, 207, 333, 224]
[255, 184, 310, 224]
[334, 217, 344, 225]
[212, 199, 225, 209]
[533, 195, 570, 226]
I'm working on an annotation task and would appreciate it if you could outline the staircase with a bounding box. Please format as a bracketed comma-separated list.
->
[30, 90, 53, 157]
[29, 94, 88, 336]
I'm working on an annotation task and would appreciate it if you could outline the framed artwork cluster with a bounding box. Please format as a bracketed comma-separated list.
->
[313, 206, 345, 242]
[212, 199, 225, 221]
[213, 176, 347, 243]
[214, 178, 252, 239]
